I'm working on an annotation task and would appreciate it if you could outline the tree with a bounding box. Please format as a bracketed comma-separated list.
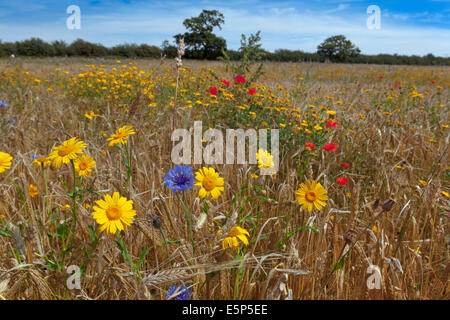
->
[317, 35, 360, 62]
[174, 9, 227, 60]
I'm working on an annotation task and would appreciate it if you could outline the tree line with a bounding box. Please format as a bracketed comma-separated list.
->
[1, 10, 448, 66]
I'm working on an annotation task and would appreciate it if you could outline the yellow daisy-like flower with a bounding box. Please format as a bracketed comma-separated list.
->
[256, 149, 274, 168]
[48, 137, 87, 169]
[194, 167, 224, 200]
[107, 125, 135, 147]
[32, 156, 51, 168]
[0, 152, 13, 173]
[221, 226, 250, 249]
[295, 180, 328, 212]
[84, 110, 100, 120]
[74, 155, 96, 177]
[92, 192, 136, 234]
[28, 184, 38, 198]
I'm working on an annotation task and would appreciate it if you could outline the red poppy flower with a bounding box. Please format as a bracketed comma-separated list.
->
[326, 119, 338, 128]
[305, 142, 316, 149]
[206, 86, 218, 96]
[341, 162, 351, 168]
[247, 87, 256, 96]
[234, 75, 246, 84]
[430, 80, 436, 84]
[380, 75, 384, 79]
[222, 79, 230, 88]
[336, 177, 350, 185]
[323, 143, 338, 152]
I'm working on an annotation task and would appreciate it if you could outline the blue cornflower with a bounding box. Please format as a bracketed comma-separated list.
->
[0, 101, 8, 108]
[30, 155, 39, 160]
[164, 165, 194, 193]
[166, 285, 191, 300]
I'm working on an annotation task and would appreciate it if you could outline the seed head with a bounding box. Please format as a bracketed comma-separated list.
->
[382, 199, 396, 212]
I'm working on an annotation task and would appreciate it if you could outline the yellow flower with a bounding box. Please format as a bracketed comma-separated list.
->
[295, 180, 328, 212]
[85, 110, 100, 120]
[194, 167, 224, 200]
[107, 125, 135, 147]
[92, 192, 136, 234]
[61, 204, 71, 211]
[250, 174, 259, 178]
[326, 110, 336, 115]
[32, 156, 51, 168]
[221, 226, 250, 249]
[48, 137, 87, 169]
[256, 149, 274, 169]
[29, 184, 38, 198]
[0, 152, 13, 173]
[442, 191, 449, 198]
[74, 155, 96, 177]
[419, 180, 427, 187]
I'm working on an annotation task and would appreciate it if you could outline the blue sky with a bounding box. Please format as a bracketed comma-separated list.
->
[0, 0, 449, 56]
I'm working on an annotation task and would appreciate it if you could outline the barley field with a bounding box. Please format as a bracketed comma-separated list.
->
[0, 57, 448, 300]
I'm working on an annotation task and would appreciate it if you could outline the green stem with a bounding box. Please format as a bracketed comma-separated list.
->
[115, 232, 142, 280]
[122, 144, 132, 195]
[41, 163, 50, 219]
[159, 228, 171, 264]
[70, 160, 78, 229]
[178, 191, 195, 256]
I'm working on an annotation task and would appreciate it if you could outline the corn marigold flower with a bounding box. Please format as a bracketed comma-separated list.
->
[234, 74, 246, 84]
[206, 86, 218, 96]
[0, 151, 13, 173]
[322, 143, 338, 152]
[92, 192, 136, 234]
[220, 226, 250, 249]
[85, 110, 100, 120]
[336, 177, 350, 185]
[74, 154, 96, 177]
[194, 167, 224, 200]
[107, 125, 135, 147]
[47, 137, 87, 169]
[33, 156, 51, 168]
[164, 165, 194, 193]
[295, 180, 328, 212]
[166, 285, 191, 300]
[256, 149, 274, 168]
[28, 184, 38, 198]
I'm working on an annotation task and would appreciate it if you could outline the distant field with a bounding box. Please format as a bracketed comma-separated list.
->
[0, 57, 448, 300]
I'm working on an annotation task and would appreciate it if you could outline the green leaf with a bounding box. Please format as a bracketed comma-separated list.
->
[333, 257, 345, 270]
[136, 247, 149, 269]
[88, 226, 98, 245]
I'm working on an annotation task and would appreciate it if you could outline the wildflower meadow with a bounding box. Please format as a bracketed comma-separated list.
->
[0, 55, 448, 300]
